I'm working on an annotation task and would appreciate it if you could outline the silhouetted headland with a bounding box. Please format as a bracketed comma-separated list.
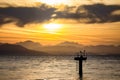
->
[0, 43, 48, 56]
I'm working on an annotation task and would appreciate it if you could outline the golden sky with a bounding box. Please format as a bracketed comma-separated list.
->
[0, 0, 120, 46]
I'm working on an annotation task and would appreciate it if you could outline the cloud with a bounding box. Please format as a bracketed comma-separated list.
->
[54, 4, 120, 23]
[0, 3, 120, 27]
[0, 2, 13, 7]
[0, 4, 56, 27]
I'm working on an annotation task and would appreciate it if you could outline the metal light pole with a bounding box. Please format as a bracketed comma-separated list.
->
[74, 50, 87, 80]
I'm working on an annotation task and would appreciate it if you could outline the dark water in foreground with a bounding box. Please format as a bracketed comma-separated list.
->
[0, 55, 120, 80]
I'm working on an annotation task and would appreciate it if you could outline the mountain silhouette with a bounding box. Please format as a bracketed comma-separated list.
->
[0, 43, 47, 56]
[56, 41, 83, 47]
[16, 40, 42, 50]
[16, 40, 120, 55]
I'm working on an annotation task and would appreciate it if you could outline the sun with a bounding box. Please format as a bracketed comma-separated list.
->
[43, 23, 62, 33]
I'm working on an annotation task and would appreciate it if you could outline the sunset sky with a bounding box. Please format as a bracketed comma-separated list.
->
[0, 0, 120, 46]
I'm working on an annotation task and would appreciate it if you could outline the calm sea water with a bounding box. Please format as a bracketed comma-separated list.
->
[0, 55, 120, 80]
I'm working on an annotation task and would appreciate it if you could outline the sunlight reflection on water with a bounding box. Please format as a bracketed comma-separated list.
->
[0, 55, 120, 80]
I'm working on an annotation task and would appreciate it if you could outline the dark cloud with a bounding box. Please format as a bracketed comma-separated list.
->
[55, 4, 120, 23]
[0, 4, 56, 27]
[0, 4, 120, 27]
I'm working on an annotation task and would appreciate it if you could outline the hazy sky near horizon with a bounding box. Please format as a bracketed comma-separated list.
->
[0, 0, 120, 45]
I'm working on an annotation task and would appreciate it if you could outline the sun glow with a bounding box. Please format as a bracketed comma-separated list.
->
[37, 0, 68, 5]
[43, 23, 62, 33]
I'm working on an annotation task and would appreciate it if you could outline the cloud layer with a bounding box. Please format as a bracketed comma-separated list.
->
[0, 3, 120, 27]
[55, 4, 120, 23]
[0, 4, 56, 27]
